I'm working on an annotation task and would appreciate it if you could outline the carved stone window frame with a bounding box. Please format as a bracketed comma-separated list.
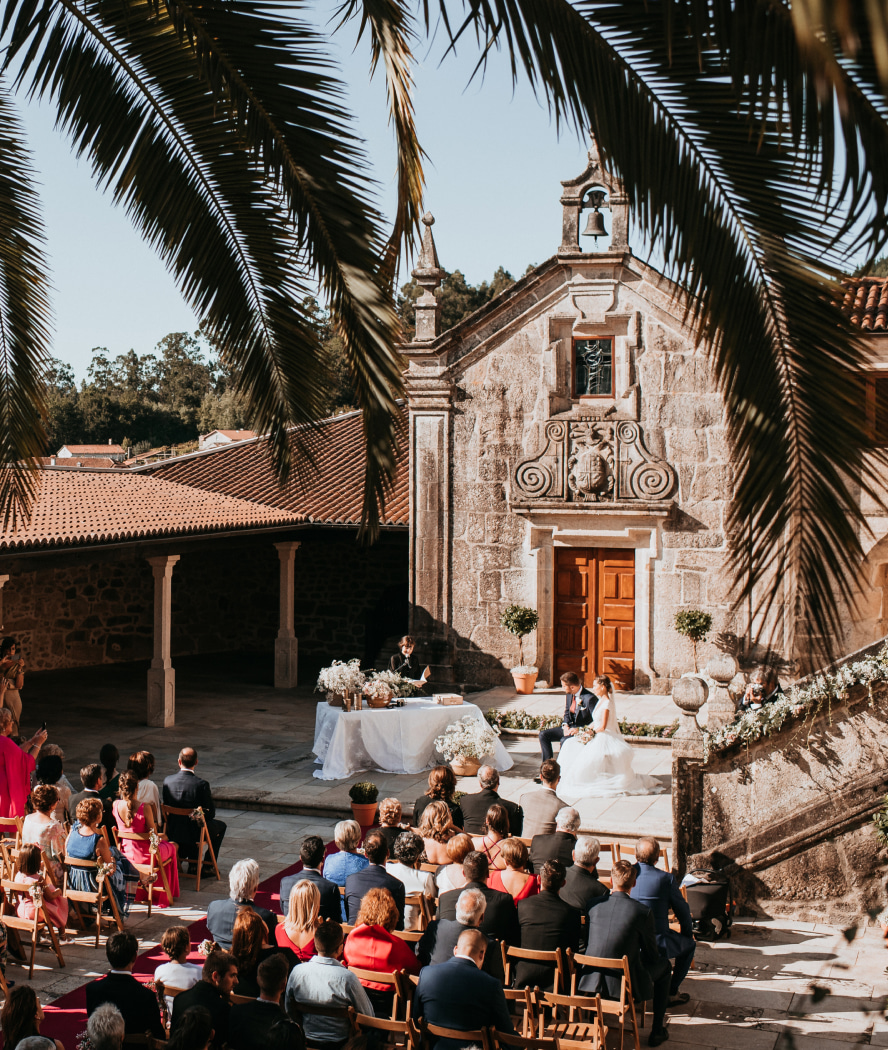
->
[548, 311, 639, 419]
[572, 336, 615, 399]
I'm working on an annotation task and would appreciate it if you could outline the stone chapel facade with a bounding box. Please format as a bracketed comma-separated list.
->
[402, 145, 780, 693]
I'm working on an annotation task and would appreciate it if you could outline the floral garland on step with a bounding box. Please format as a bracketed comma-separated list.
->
[704, 644, 888, 760]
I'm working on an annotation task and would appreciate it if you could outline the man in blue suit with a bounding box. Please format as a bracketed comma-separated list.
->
[538, 672, 596, 764]
[630, 836, 696, 1005]
[413, 928, 513, 1050]
[344, 830, 405, 929]
[280, 836, 341, 921]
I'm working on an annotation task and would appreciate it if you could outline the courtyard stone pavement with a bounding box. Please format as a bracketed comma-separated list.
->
[15, 657, 888, 1046]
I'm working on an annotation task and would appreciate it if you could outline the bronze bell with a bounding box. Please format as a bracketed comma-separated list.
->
[582, 206, 608, 241]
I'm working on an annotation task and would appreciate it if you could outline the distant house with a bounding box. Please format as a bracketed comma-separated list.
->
[198, 429, 256, 451]
[56, 442, 126, 463]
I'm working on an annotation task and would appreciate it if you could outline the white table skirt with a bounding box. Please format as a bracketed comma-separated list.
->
[312, 699, 514, 781]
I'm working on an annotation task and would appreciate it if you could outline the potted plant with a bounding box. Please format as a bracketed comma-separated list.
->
[500, 604, 540, 694]
[364, 669, 419, 703]
[348, 781, 379, 826]
[316, 659, 366, 707]
[673, 610, 713, 672]
[434, 716, 501, 777]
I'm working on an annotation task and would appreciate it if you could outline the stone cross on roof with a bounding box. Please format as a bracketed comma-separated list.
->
[411, 212, 445, 342]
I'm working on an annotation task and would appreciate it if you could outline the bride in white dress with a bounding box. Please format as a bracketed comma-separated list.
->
[557, 675, 664, 803]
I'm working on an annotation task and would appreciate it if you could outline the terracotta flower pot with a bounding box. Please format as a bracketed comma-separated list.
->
[450, 756, 482, 777]
[350, 802, 378, 827]
[512, 671, 539, 695]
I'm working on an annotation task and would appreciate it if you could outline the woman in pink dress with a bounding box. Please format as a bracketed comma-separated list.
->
[15, 844, 69, 938]
[0, 711, 44, 818]
[112, 770, 179, 906]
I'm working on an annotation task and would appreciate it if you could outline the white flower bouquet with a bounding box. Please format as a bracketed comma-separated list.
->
[316, 659, 366, 700]
[363, 675, 395, 701]
[435, 715, 501, 762]
[365, 669, 419, 699]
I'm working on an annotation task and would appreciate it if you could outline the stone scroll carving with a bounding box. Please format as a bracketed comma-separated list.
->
[513, 419, 676, 503]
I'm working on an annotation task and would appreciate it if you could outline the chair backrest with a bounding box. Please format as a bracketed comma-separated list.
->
[393, 928, 423, 943]
[492, 1029, 561, 1050]
[419, 863, 438, 874]
[569, 951, 633, 1000]
[230, 992, 255, 1005]
[351, 1008, 417, 1038]
[421, 1020, 490, 1050]
[503, 945, 566, 991]
[349, 966, 400, 988]
[403, 892, 431, 930]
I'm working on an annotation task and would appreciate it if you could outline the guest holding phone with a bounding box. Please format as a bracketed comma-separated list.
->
[0, 638, 25, 729]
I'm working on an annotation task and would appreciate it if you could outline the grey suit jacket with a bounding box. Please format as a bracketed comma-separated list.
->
[578, 891, 662, 1002]
[518, 786, 567, 838]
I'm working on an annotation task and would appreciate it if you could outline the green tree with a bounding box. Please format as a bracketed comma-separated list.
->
[855, 258, 888, 278]
[398, 267, 517, 340]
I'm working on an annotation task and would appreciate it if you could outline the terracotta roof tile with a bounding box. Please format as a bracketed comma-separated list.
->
[207, 430, 256, 442]
[0, 471, 306, 552]
[58, 444, 126, 455]
[38, 457, 118, 469]
[140, 406, 408, 527]
[842, 277, 888, 333]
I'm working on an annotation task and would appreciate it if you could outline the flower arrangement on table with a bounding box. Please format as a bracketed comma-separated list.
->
[435, 715, 501, 762]
[316, 659, 366, 700]
[364, 669, 419, 699]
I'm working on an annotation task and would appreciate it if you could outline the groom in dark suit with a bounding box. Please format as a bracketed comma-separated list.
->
[162, 747, 226, 866]
[538, 671, 596, 763]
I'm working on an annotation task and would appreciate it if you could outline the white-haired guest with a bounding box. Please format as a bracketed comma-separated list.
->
[529, 806, 580, 874]
[206, 858, 277, 949]
[87, 1003, 126, 1050]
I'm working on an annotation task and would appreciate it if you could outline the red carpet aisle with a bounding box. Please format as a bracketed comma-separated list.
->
[40, 859, 305, 1048]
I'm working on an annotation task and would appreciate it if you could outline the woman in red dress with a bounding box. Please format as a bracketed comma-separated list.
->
[276, 879, 321, 960]
[112, 770, 180, 906]
[487, 838, 539, 901]
[471, 804, 510, 871]
[343, 887, 421, 1015]
[0, 711, 44, 818]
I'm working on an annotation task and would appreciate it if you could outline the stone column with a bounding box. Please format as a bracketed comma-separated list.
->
[671, 675, 707, 878]
[707, 652, 740, 730]
[0, 575, 9, 632]
[146, 555, 179, 728]
[274, 541, 301, 688]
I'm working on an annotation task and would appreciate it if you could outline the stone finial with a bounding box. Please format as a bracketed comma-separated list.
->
[559, 134, 629, 255]
[672, 675, 707, 759]
[411, 213, 445, 342]
[706, 652, 740, 730]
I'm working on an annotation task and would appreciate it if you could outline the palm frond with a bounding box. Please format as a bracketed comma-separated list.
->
[0, 85, 51, 529]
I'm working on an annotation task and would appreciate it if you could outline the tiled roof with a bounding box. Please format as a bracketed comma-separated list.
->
[842, 277, 888, 332]
[0, 470, 306, 552]
[38, 457, 119, 469]
[58, 444, 126, 455]
[206, 430, 256, 442]
[139, 406, 408, 527]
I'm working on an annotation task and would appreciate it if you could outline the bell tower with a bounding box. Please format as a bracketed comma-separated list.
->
[558, 137, 630, 255]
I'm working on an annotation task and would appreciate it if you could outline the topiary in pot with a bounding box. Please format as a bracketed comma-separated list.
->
[500, 605, 540, 693]
[348, 781, 379, 828]
[674, 609, 713, 673]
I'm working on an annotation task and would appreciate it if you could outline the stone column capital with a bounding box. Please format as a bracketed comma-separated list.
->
[274, 541, 302, 556]
[0, 576, 10, 589]
[147, 554, 180, 576]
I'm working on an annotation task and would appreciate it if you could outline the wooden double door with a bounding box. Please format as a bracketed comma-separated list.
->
[553, 547, 635, 690]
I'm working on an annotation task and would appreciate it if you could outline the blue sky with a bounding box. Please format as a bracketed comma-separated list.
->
[21, 22, 593, 381]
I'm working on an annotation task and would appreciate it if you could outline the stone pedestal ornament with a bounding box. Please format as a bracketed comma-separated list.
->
[146, 554, 180, 728]
[274, 541, 301, 688]
[671, 675, 706, 878]
[706, 652, 740, 729]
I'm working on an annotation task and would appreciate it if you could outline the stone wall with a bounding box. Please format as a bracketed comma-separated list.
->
[695, 682, 888, 922]
[1, 530, 407, 676]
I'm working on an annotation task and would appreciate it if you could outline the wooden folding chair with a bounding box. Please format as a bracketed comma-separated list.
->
[0, 817, 22, 859]
[403, 892, 432, 931]
[112, 823, 176, 916]
[348, 966, 404, 1020]
[63, 848, 125, 947]
[491, 1028, 561, 1050]
[154, 979, 186, 1034]
[349, 1008, 419, 1050]
[418, 1019, 491, 1050]
[292, 1002, 351, 1048]
[502, 944, 567, 994]
[0, 876, 66, 978]
[419, 862, 439, 874]
[230, 991, 255, 1004]
[393, 928, 423, 944]
[502, 986, 539, 1038]
[568, 952, 641, 1050]
[536, 989, 607, 1050]
[160, 804, 219, 891]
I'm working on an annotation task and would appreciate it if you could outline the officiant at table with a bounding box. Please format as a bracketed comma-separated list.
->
[390, 636, 429, 689]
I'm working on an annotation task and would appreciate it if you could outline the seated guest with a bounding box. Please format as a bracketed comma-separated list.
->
[207, 858, 277, 950]
[264, 1019, 306, 1050]
[162, 747, 226, 869]
[385, 831, 436, 929]
[345, 830, 405, 929]
[377, 798, 409, 852]
[172, 950, 238, 1050]
[322, 820, 369, 894]
[579, 860, 672, 1048]
[518, 759, 566, 837]
[413, 766, 464, 829]
[114, 770, 180, 908]
[280, 836, 340, 921]
[168, 1006, 214, 1050]
[417, 887, 499, 977]
[67, 797, 141, 918]
[284, 920, 373, 1045]
[86, 931, 165, 1038]
[154, 926, 202, 1016]
[413, 928, 513, 1050]
[87, 1003, 125, 1050]
[561, 836, 609, 923]
[34, 751, 71, 823]
[0, 709, 45, 819]
[127, 750, 161, 823]
[22, 784, 67, 884]
[515, 860, 582, 990]
[530, 806, 579, 873]
[460, 765, 523, 836]
[435, 833, 473, 895]
[15, 843, 68, 940]
[630, 836, 695, 1006]
[229, 954, 290, 1050]
[437, 851, 519, 947]
[417, 800, 457, 865]
[98, 744, 121, 803]
[68, 763, 112, 828]
[1, 986, 64, 1050]
[277, 880, 321, 960]
[232, 908, 296, 999]
[343, 887, 421, 1015]
[488, 838, 539, 901]
[471, 803, 510, 870]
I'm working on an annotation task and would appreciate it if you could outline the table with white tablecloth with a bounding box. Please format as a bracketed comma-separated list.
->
[312, 698, 513, 781]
